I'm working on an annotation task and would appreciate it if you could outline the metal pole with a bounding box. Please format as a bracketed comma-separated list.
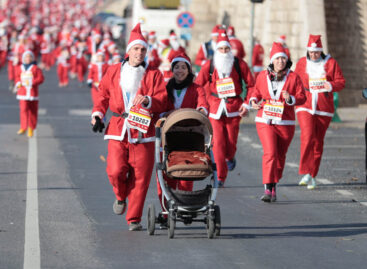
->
[249, 2, 255, 71]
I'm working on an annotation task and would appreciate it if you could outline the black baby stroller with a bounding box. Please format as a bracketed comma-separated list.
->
[147, 108, 221, 239]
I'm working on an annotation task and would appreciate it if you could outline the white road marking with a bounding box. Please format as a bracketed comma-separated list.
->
[251, 143, 262, 149]
[240, 136, 251, 143]
[323, 156, 364, 161]
[324, 145, 362, 149]
[318, 178, 333, 185]
[360, 202, 367, 207]
[38, 108, 47, 115]
[68, 109, 91, 116]
[336, 190, 354, 196]
[24, 131, 40, 269]
[286, 162, 299, 168]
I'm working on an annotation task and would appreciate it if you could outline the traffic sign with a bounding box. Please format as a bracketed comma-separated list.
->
[177, 12, 195, 28]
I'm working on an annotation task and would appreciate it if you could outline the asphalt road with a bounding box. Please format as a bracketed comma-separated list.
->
[1, 66, 367, 269]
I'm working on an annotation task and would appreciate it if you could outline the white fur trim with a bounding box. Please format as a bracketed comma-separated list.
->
[126, 39, 148, 53]
[307, 47, 323, 52]
[216, 41, 231, 50]
[270, 52, 288, 63]
[16, 95, 39, 101]
[171, 57, 191, 67]
[255, 116, 295, 125]
[295, 107, 334, 117]
[141, 95, 152, 109]
[286, 95, 296, 106]
[91, 111, 104, 120]
[197, 107, 208, 116]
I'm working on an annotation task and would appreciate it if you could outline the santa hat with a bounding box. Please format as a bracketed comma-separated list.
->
[169, 31, 177, 41]
[112, 52, 121, 60]
[126, 23, 148, 52]
[277, 35, 286, 43]
[159, 39, 170, 48]
[216, 30, 231, 49]
[148, 31, 156, 39]
[171, 52, 191, 68]
[22, 50, 35, 62]
[142, 30, 148, 40]
[211, 24, 221, 36]
[96, 49, 104, 57]
[307, 34, 323, 52]
[227, 26, 235, 36]
[270, 42, 288, 63]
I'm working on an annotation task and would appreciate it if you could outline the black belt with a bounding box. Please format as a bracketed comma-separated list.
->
[211, 93, 241, 103]
[112, 112, 128, 118]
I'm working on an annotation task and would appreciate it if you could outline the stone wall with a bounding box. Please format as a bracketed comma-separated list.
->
[324, 0, 367, 106]
[188, 0, 367, 106]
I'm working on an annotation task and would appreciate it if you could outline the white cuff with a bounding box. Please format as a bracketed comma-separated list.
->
[242, 103, 250, 110]
[91, 111, 104, 121]
[249, 97, 258, 108]
[286, 95, 296, 106]
[197, 107, 208, 116]
[15, 82, 21, 88]
[201, 60, 207, 66]
[141, 95, 152, 109]
[326, 81, 333, 92]
[87, 79, 93, 83]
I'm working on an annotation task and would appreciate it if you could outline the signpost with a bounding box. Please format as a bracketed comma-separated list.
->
[176, 11, 195, 28]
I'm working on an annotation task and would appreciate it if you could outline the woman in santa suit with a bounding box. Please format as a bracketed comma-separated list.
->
[156, 53, 208, 225]
[87, 50, 109, 106]
[14, 50, 44, 138]
[240, 42, 306, 202]
[295, 34, 345, 189]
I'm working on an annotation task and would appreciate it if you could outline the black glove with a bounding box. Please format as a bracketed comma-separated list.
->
[87, 82, 92, 88]
[92, 116, 105, 133]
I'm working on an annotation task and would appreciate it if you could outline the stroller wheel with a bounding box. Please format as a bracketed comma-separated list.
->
[147, 204, 156, 235]
[214, 205, 221, 236]
[207, 217, 215, 239]
[168, 215, 175, 239]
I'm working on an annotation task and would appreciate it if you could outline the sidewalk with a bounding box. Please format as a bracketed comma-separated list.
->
[242, 104, 367, 129]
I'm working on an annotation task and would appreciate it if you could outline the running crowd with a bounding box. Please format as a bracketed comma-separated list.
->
[2, 1, 345, 231]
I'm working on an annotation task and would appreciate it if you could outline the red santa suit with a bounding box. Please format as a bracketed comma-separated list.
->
[56, 48, 70, 86]
[92, 24, 167, 225]
[227, 26, 246, 60]
[248, 43, 306, 185]
[87, 60, 109, 105]
[40, 32, 53, 69]
[156, 53, 208, 209]
[195, 31, 254, 184]
[15, 51, 44, 131]
[252, 41, 264, 80]
[294, 35, 345, 178]
[75, 42, 88, 82]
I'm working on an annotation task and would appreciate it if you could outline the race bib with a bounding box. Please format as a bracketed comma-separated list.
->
[216, 77, 236, 98]
[126, 105, 152, 134]
[21, 71, 33, 87]
[262, 100, 284, 121]
[309, 77, 328, 93]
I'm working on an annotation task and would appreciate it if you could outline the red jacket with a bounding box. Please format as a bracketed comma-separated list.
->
[229, 37, 246, 59]
[87, 62, 109, 88]
[194, 41, 215, 66]
[248, 70, 306, 125]
[92, 63, 167, 143]
[195, 58, 254, 119]
[252, 43, 264, 71]
[294, 56, 345, 117]
[15, 64, 44, 101]
[164, 82, 208, 113]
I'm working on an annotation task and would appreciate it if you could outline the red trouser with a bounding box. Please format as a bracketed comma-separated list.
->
[41, 53, 52, 68]
[19, 100, 38, 130]
[297, 111, 332, 177]
[106, 139, 155, 224]
[210, 116, 241, 182]
[256, 122, 295, 184]
[57, 65, 69, 84]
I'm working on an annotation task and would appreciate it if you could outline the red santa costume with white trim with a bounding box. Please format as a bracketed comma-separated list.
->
[91, 24, 167, 226]
[87, 51, 109, 105]
[227, 26, 246, 60]
[195, 30, 254, 185]
[295, 35, 345, 180]
[248, 42, 305, 187]
[252, 40, 264, 80]
[15, 51, 44, 132]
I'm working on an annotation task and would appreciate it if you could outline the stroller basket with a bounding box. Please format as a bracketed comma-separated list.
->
[167, 185, 212, 207]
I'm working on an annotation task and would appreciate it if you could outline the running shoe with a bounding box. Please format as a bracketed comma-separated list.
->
[299, 174, 311, 186]
[261, 189, 272, 203]
[307, 178, 317, 190]
[226, 158, 236, 171]
[129, 222, 142, 231]
[113, 199, 126, 215]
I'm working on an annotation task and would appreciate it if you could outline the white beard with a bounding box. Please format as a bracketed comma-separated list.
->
[121, 63, 145, 98]
[306, 58, 326, 79]
[214, 51, 234, 75]
[170, 40, 180, 51]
